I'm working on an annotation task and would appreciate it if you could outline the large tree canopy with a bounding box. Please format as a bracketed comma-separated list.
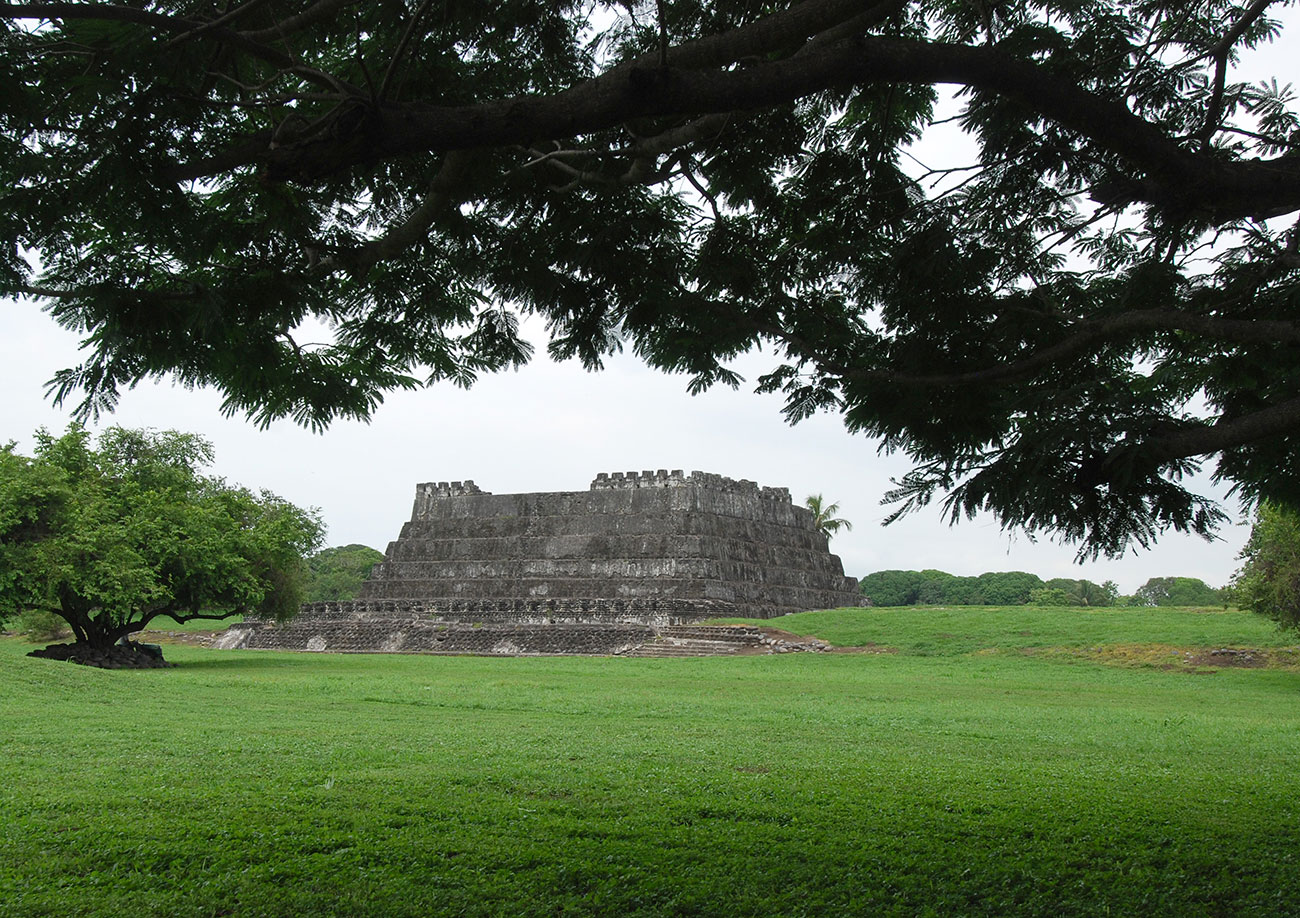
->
[0, 426, 323, 651]
[4, 1, 1300, 558]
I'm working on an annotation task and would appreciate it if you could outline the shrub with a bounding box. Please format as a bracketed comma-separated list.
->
[14, 609, 70, 642]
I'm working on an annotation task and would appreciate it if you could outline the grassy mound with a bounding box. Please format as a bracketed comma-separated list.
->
[726, 604, 1298, 661]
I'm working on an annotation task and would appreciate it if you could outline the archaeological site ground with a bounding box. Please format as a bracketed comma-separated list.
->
[3, 605, 1299, 917]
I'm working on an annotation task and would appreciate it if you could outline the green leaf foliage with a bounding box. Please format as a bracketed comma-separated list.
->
[857, 569, 928, 606]
[1131, 576, 1225, 607]
[860, 569, 1127, 606]
[0, 426, 323, 648]
[1045, 577, 1122, 607]
[1231, 502, 1300, 629]
[977, 570, 1047, 605]
[804, 494, 853, 539]
[304, 544, 386, 603]
[861, 569, 1046, 606]
[4, 2, 1300, 559]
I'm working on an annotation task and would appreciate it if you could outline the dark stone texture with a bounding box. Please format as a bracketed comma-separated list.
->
[366, 470, 859, 614]
[220, 620, 655, 656]
[223, 470, 862, 655]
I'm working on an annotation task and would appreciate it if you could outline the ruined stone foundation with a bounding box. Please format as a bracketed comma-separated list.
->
[218, 470, 862, 655]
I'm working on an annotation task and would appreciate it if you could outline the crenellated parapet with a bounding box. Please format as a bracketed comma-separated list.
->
[590, 469, 687, 489]
[420, 480, 487, 497]
[412, 480, 489, 519]
[685, 471, 792, 504]
[589, 469, 792, 503]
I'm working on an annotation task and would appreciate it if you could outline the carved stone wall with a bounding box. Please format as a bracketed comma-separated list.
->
[225, 470, 861, 655]
[362, 470, 860, 619]
[217, 619, 655, 656]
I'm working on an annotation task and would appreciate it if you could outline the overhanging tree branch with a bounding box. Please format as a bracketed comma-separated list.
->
[1199, 0, 1281, 142]
[239, 0, 364, 43]
[848, 311, 1300, 389]
[228, 36, 1299, 221]
[8, 2, 1300, 557]
[322, 149, 475, 273]
[1143, 394, 1300, 465]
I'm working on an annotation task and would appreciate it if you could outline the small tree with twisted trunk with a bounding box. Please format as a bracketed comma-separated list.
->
[0, 426, 323, 661]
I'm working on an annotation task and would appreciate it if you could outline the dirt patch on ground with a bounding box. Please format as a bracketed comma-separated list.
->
[828, 642, 899, 654]
[730, 627, 830, 654]
[1044, 643, 1300, 672]
[756, 627, 823, 644]
[1179, 648, 1272, 669]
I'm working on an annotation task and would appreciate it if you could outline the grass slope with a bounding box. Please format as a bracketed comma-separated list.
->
[733, 604, 1298, 655]
[3, 608, 1299, 917]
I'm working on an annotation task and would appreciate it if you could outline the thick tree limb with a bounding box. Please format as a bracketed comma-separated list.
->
[1209, 0, 1279, 58]
[239, 0, 365, 43]
[136, 606, 248, 630]
[376, 0, 436, 103]
[1142, 394, 1300, 465]
[229, 35, 1300, 221]
[162, 0, 277, 47]
[618, 0, 911, 73]
[323, 149, 475, 273]
[1199, 0, 1281, 142]
[631, 113, 733, 158]
[845, 310, 1300, 389]
[12, 2, 1298, 219]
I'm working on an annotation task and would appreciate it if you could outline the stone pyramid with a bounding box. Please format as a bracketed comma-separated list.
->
[220, 470, 861, 655]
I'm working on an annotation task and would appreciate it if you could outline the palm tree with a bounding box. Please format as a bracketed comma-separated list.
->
[805, 494, 853, 539]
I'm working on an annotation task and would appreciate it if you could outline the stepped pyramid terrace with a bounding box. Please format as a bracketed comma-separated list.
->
[218, 470, 863, 656]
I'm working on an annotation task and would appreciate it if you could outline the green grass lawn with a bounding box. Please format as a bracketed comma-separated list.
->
[3, 607, 1299, 917]
[733, 604, 1298, 654]
[138, 612, 244, 632]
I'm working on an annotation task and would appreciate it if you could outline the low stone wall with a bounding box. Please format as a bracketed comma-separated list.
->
[217, 620, 656, 656]
[284, 597, 738, 626]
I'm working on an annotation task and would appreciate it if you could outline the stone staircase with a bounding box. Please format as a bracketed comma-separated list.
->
[620, 624, 766, 658]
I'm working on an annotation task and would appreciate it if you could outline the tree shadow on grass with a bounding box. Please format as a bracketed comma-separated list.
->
[164, 650, 318, 672]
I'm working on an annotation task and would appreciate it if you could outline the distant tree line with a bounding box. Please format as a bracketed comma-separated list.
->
[303, 545, 386, 603]
[858, 571, 1224, 608]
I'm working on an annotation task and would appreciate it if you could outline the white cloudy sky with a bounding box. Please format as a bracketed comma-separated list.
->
[1, 296, 1252, 594]
[5, 14, 1296, 594]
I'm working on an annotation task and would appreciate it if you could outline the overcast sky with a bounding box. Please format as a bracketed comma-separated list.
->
[1, 295, 1252, 594]
[5, 15, 1296, 594]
